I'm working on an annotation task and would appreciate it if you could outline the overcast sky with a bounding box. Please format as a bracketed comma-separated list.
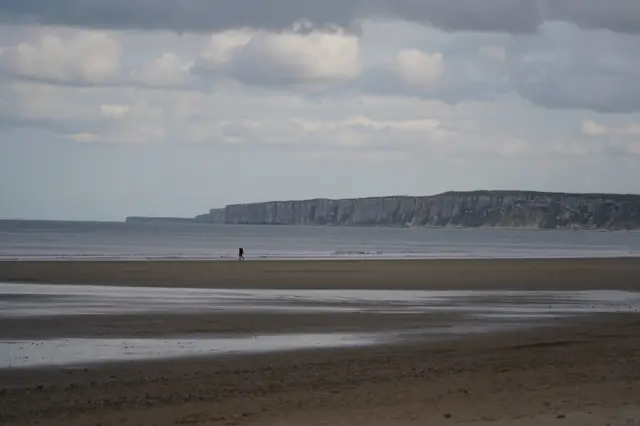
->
[1, 1, 640, 221]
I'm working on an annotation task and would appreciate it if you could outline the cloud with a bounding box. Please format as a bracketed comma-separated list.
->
[67, 132, 98, 142]
[192, 114, 531, 159]
[0, 71, 534, 160]
[130, 52, 192, 88]
[511, 56, 640, 113]
[0, 79, 170, 143]
[0, 31, 121, 85]
[507, 22, 640, 113]
[2, 1, 640, 35]
[0, 31, 195, 89]
[359, 46, 509, 103]
[4, 81, 106, 129]
[194, 28, 361, 88]
[579, 120, 640, 155]
[100, 104, 130, 118]
[295, 116, 455, 149]
[391, 49, 444, 90]
[478, 45, 507, 63]
[2, 21, 640, 158]
[2, 21, 639, 114]
[546, 1, 640, 34]
[581, 120, 640, 139]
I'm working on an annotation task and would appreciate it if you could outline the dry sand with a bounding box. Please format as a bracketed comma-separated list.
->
[1, 258, 640, 425]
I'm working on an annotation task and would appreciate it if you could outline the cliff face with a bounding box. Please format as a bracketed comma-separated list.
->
[201, 191, 640, 230]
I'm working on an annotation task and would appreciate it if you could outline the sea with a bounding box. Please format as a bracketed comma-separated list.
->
[1, 220, 640, 261]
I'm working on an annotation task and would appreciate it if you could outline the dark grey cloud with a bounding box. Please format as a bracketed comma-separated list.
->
[379, 0, 542, 33]
[546, 0, 640, 34]
[506, 22, 640, 113]
[511, 58, 640, 113]
[0, 0, 358, 33]
[1, 0, 640, 34]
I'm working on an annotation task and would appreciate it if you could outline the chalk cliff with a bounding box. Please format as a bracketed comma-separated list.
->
[200, 191, 640, 230]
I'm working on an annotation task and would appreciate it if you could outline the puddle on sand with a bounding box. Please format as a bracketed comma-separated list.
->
[0, 333, 382, 369]
[0, 322, 531, 369]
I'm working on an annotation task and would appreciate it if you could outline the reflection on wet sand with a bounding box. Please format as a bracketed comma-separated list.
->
[2, 283, 640, 369]
[2, 283, 640, 318]
[1, 323, 530, 369]
[1, 333, 379, 369]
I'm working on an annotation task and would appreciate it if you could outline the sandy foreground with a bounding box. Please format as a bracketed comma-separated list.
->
[1, 258, 640, 425]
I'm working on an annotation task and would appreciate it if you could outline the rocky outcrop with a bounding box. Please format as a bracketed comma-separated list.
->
[125, 216, 195, 223]
[199, 191, 640, 230]
[193, 209, 224, 223]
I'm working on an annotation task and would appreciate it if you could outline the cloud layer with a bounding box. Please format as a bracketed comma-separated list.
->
[2, 0, 640, 34]
[2, 20, 638, 114]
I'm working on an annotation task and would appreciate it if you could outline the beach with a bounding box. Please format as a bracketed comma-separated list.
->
[2, 257, 640, 289]
[1, 258, 640, 425]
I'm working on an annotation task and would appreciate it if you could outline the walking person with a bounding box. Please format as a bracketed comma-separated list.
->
[238, 247, 244, 260]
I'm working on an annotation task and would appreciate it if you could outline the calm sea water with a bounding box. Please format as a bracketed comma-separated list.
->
[0, 220, 639, 260]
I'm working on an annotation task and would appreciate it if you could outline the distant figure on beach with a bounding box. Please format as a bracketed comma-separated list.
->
[238, 247, 244, 260]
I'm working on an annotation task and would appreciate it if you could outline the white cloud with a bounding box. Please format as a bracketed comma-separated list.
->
[130, 52, 192, 88]
[479, 45, 507, 63]
[497, 138, 529, 157]
[199, 31, 253, 69]
[294, 116, 454, 149]
[104, 122, 167, 144]
[392, 49, 444, 90]
[211, 114, 531, 159]
[579, 119, 640, 156]
[0, 32, 121, 85]
[581, 120, 607, 136]
[195, 28, 361, 88]
[67, 132, 99, 142]
[100, 104, 130, 118]
[2, 71, 536, 160]
[6, 81, 105, 126]
[581, 120, 640, 138]
[359, 44, 510, 103]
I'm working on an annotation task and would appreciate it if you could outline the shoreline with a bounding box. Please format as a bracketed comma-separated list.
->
[1, 253, 639, 262]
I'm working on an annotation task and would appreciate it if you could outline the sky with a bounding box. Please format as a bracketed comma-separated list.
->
[1, 1, 640, 221]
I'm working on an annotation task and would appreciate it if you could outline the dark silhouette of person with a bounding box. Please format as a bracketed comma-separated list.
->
[238, 247, 244, 260]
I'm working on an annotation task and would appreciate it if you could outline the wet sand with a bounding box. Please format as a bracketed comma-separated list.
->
[2, 257, 640, 290]
[1, 258, 640, 425]
[8, 284, 640, 370]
